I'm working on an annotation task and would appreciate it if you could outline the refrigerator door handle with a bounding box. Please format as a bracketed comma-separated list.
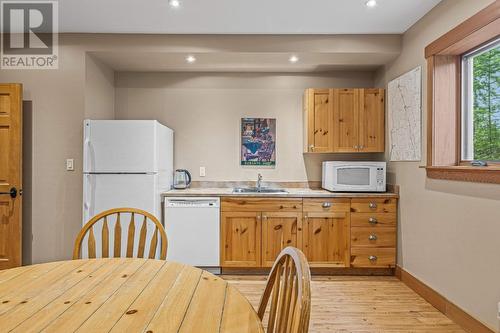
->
[83, 174, 92, 222]
[84, 138, 92, 173]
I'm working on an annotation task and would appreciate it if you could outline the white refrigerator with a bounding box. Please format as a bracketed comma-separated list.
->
[82, 119, 173, 258]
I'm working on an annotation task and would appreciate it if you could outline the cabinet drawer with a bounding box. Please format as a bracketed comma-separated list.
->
[351, 213, 396, 228]
[351, 198, 397, 213]
[221, 198, 302, 212]
[350, 248, 396, 268]
[351, 227, 396, 247]
[303, 198, 350, 213]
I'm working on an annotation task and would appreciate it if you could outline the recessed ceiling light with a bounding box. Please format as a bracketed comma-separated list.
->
[289, 55, 299, 63]
[186, 55, 196, 63]
[365, 0, 377, 7]
[169, 0, 181, 8]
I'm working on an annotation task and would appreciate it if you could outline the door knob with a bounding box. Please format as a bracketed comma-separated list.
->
[0, 187, 17, 199]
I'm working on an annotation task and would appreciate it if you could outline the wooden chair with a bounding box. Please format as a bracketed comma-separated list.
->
[73, 208, 167, 260]
[257, 246, 311, 333]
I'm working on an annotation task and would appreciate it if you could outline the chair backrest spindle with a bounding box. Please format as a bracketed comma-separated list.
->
[114, 212, 122, 257]
[102, 216, 109, 257]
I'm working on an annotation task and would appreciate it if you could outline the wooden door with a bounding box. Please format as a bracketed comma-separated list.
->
[305, 89, 333, 152]
[303, 212, 349, 267]
[333, 88, 359, 152]
[220, 211, 261, 267]
[261, 212, 302, 267]
[359, 88, 385, 152]
[0, 84, 22, 270]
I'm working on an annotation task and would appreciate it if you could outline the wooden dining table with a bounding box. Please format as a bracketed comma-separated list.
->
[0, 258, 264, 332]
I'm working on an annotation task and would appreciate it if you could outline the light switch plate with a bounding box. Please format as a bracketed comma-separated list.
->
[66, 159, 74, 171]
[199, 166, 206, 177]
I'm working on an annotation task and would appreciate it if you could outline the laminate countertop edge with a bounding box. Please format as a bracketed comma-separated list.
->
[161, 188, 399, 198]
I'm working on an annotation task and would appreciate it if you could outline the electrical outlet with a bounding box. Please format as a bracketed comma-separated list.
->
[66, 159, 74, 171]
[199, 166, 206, 177]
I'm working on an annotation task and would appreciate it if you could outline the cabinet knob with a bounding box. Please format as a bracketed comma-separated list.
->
[369, 202, 377, 209]
[368, 255, 377, 262]
[359, 145, 364, 149]
[309, 144, 314, 152]
[353, 145, 359, 149]
[368, 217, 378, 224]
[368, 234, 378, 241]
[321, 202, 332, 208]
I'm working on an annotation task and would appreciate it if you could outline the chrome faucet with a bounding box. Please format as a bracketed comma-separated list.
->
[257, 173, 263, 192]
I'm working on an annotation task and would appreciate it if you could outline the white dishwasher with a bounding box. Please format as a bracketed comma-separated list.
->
[164, 197, 220, 273]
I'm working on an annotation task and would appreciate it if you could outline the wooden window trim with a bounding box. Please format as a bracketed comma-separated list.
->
[425, 1, 500, 184]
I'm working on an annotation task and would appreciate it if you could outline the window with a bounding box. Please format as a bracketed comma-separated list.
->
[424, 1, 500, 184]
[462, 39, 500, 162]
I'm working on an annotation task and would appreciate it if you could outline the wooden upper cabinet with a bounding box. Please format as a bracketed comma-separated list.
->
[261, 212, 302, 267]
[303, 89, 333, 152]
[304, 88, 385, 153]
[333, 89, 359, 152]
[358, 89, 385, 152]
[220, 211, 261, 267]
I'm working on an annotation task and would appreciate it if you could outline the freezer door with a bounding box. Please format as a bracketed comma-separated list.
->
[82, 174, 162, 258]
[84, 120, 160, 173]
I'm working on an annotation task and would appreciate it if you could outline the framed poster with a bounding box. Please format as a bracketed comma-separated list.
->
[240, 118, 276, 166]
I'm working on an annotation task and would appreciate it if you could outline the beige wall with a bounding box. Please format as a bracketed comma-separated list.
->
[115, 71, 382, 182]
[85, 54, 115, 119]
[1, 40, 88, 264]
[0, 34, 398, 264]
[375, 0, 500, 330]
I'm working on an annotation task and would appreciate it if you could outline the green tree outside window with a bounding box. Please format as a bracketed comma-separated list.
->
[472, 45, 500, 161]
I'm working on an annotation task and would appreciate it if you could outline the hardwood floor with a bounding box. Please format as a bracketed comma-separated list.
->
[222, 275, 465, 333]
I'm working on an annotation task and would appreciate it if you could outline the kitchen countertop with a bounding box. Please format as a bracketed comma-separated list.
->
[162, 187, 398, 198]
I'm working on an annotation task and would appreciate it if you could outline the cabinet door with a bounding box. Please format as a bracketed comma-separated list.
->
[305, 89, 333, 152]
[302, 212, 350, 267]
[220, 212, 261, 267]
[262, 212, 302, 267]
[333, 89, 360, 152]
[359, 89, 385, 152]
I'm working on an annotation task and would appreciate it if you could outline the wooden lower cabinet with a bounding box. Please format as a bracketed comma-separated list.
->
[220, 197, 397, 270]
[220, 211, 261, 267]
[350, 248, 396, 268]
[302, 211, 350, 267]
[262, 212, 302, 267]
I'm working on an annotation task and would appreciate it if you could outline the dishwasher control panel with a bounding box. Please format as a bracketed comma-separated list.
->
[165, 197, 220, 208]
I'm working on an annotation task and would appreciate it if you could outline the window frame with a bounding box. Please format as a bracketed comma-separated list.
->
[425, 1, 500, 184]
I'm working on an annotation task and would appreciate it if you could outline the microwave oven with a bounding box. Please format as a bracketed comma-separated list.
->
[322, 161, 386, 192]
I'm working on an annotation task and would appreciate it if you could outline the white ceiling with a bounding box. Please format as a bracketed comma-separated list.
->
[60, 0, 442, 34]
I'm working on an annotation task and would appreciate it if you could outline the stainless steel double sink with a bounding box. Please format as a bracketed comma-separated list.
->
[232, 187, 288, 194]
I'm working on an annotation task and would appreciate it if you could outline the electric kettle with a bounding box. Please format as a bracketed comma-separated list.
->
[173, 169, 192, 189]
